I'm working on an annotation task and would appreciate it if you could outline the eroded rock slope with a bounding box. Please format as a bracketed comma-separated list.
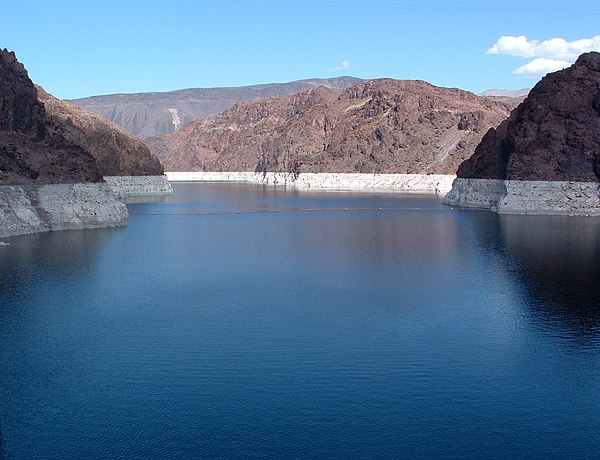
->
[149, 79, 512, 175]
[0, 49, 102, 185]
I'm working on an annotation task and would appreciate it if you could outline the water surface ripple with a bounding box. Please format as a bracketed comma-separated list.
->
[1, 182, 599, 458]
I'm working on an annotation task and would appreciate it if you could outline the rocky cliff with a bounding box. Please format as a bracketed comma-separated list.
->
[148, 79, 512, 175]
[0, 49, 102, 185]
[70, 77, 363, 139]
[458, 52, 600, 182]
[38, 87, 164, 176]
[445, 52, 600, 216]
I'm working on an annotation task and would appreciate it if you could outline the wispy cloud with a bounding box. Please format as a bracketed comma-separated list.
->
[328, 60, 351, 72]
[487, 34, 600, 76]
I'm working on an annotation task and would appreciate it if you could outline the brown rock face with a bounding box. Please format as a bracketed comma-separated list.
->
[0, 49, 102, 184]
[148, 79, 512, 175]
[457, 52, 600, 182]
[0, 50, 44, 137]
[1, 49, 164, 186]
[38, 87, 164, 176]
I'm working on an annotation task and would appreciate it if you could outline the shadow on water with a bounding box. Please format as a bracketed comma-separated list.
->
[0, 227, 120, 306]
[489, 214, 600, 340]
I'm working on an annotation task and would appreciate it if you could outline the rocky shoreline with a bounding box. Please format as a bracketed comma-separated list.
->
[0, 176, 172, 239]
[0, 183, 128, 238]
[444, 178, 600, 216]
[166, 172, 456, 194]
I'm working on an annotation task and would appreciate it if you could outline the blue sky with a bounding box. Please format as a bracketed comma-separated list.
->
[2, 0, 599, 99]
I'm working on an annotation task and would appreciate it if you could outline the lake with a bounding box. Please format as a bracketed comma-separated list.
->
[1, 182, 599, 458]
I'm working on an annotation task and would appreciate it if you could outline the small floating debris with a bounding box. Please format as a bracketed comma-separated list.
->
[0, 241, 10, 246]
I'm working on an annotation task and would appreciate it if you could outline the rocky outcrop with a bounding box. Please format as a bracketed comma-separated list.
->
[149, 79, 511, 175]
[446, 52, 600, 216]
[0, 49, 102, 185]
[38, 87, 164, 177]
[70, 77, 363, 138]
[458, 52, 600, 182]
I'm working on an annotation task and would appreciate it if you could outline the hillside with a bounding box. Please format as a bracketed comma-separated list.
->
[148, 79, 513, 175]
[0, 49, 101, 185]
[0, 48, 128, 237]
[38, 87, 164, 176]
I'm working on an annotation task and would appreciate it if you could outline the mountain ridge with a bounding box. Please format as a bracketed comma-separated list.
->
[38, 86, 164, 177]
[70, 77, 364, 138]
[479, 88, 530, 97]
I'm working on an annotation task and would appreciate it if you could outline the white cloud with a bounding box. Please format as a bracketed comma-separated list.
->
[327, 60, 351, 72]
[488, 35, 536, 57]
[513, 58, 571, 76]
[487, 34, 600, 77]
[487, 34, 600, 60]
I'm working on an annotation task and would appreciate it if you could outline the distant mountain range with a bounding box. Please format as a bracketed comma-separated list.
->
[479, 88, 531, 97]
[70, 77, 363, 139]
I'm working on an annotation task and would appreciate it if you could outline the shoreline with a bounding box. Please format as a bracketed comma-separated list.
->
[104, 175, 173, 198]
[444, 178, 600, 216]
[0, 175, 173, 239]
[165, 172, 457, 195]
[166, 172, 600, 216]
[0, 182, 128, 239]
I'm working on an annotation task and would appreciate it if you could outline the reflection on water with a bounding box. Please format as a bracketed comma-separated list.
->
[498, 215, 600, 339]
[0, 227, 119, 302]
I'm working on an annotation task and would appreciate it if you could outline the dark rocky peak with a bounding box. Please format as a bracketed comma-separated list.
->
[0, 50, 102, 184]
[575, 51, 600, 71]
[0, 48, 45, 138]
[457, 52, 600, 182]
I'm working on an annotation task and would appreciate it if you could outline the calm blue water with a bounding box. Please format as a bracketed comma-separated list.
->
[1, 182, 600, 459]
